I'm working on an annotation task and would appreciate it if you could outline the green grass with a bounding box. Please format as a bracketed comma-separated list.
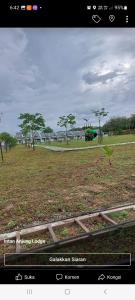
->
[60, 228, 69, 237]
[6, 220, 17, 230]
[40, 134, 135, 148]
[109, 210, 129, 220]
[0, 140, 135, 239]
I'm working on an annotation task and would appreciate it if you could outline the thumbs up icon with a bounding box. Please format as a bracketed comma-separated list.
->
[15, 274, 23, 281]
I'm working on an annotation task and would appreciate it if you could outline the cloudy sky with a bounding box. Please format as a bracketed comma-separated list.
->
[0, 28, 135, 134]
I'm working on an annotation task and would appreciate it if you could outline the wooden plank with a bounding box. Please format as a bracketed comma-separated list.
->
[101, 204, 135, 215]
[75, 218, 90, 233]
[16, 232, 21, 253]
[78, 204, 135, 222]
[100, 213, 117, 225]
[0, 203, 135, 242]
[48, 225, 58, 242]
[52, 219, 75, 228]
[20, 224, 49, 236]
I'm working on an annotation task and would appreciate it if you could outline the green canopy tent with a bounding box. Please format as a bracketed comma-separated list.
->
[84, 128, 97, 141]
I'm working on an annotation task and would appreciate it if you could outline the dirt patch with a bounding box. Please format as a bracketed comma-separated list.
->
[2, 204, 14, 212]
[75, 185, 106, 193]
[88, 184, 106, 193]
[82, 216, 110, 232]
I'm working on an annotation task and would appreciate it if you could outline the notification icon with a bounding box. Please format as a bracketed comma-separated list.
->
[21, 5, 26, 10]
[26, 5, 32, 11]
[33, 5, 38, 11]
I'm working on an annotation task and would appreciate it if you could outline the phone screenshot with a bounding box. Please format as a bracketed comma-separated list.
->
[0, 1, 135, 299]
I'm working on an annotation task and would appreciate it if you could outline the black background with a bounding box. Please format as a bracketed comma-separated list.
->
[0, 0, 135, 284]
[0, 266, 135, 284]
[0, 0, 134, 27]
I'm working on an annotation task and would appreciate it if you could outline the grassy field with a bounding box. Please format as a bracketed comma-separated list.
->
[0, 138, 135, 239]
[41, 134, 135, 148]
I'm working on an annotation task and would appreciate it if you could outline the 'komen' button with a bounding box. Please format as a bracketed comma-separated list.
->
[65, 274, 80, 280]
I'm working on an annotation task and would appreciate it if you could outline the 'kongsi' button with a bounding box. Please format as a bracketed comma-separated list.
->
[106, 274, 122, 281]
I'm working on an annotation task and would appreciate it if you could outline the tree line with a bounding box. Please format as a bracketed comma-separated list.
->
[18, 109, 108, 147]
[1, 109, 135, 159]
[18, 109, 135, 149]
[18, 113, 76, 148]
[102, 114, 135, 134]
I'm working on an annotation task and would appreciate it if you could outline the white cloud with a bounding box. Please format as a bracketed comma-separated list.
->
[0, 28, 135, 133]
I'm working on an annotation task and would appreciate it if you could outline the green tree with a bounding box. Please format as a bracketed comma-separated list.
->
[42, 126, 53, 133]
[19, 125, 29, 147]
[57, 114, 76, 144]
[0, 132, 17, 161]
[0, 132, 12, 152]
[0, 113, 4, 161]
[8, 136, 17, 149]
[102, 116, 130, 134]
[93, 108, 108, 143]
[130, 114, 135, 130]
[18, 113, 45, 150]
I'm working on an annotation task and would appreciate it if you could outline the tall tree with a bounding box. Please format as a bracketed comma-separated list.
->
[19, 125, 29, 147]
[18, 113, 45, 150]
[130, 114, 135, 130]
[57, 114, 76, 144]
[93, 108, 108, 143]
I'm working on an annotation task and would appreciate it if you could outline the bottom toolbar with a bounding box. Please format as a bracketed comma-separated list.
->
[0, 284, 135, 300]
